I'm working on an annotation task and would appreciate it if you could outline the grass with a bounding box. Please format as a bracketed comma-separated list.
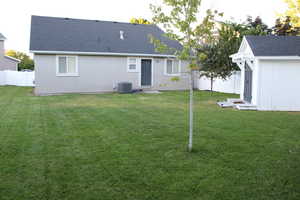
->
[0, 86, 299, 200]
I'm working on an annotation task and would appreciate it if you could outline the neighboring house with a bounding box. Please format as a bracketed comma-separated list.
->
[30, 16, 190, 95]
[0, 33, 20, 71]
[231, 36, 300, 111]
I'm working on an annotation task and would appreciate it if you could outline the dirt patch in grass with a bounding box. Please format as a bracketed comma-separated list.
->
[287, 111, 300, 115]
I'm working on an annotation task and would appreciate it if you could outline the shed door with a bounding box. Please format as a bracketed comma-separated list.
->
[141, 59, 152, 86]
[244, 62, 253, 103]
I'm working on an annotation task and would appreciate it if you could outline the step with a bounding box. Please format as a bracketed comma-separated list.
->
[217, 101, 235, 108]
[235, 104, 257, 111]
[227, 98, 245, 104]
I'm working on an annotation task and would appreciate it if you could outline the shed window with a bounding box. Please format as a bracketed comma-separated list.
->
[57, 56, 78, 76]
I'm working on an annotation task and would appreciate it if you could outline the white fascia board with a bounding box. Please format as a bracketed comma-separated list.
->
[237, 37, 255, 57]
[230, 53, 254, 63]
[244, 38, 255, 58]
[229, 53, 239, 58]
[231, 37, 255, 60]
[256, 56, 300, 60]
[237, 37, 248, 53]
[30, 50, 177, 58]
[4, 55, 21, 62]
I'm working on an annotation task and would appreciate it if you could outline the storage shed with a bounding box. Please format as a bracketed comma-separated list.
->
[231, 36, 300, 111]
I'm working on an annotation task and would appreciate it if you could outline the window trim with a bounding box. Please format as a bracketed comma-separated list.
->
[56, 55, 79, 76]
[164, 59, 181, 76]
[127, 57, 139, 72]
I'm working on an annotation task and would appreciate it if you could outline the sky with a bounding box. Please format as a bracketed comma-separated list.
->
[0, 0, 286, 54]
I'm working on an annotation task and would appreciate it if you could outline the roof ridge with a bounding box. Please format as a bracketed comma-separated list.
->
[244, 35, 300, 57]
[245, 35, 300, 38]
[31, 15, 154, 26]
[30, 15, 182, 54]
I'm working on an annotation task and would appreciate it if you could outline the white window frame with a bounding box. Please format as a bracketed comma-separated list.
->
[127, 57, 139, 72]
[56, 55, 79, 76]
[164, 59, 181, 76]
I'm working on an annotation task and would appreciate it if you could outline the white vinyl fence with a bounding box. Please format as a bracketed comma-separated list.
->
[198, 71, 241, 94]
[0, 70, 35, 86]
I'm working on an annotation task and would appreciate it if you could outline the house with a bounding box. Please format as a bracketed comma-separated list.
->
[231, 36, 300, 111]
[29, 16, 190, 95]
[0, 33, 20, 71]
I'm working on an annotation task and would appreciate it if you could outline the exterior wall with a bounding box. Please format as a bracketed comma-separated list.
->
[0, 40, 4, 57]
[0, 57, 18, 71]
[0, 41, 18, 71]
[152, 59, 190, 91]
[251, 59, 260, 106]
[256, 60, 300, 111]
[34, 54, 189, 95]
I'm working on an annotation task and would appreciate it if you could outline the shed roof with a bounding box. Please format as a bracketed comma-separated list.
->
[245, 35, 300, 57]
[30, 16, 182, 56]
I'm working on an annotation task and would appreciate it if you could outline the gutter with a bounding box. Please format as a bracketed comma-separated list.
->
[30, 50, 177, 58]
[256, 56, 300, 60]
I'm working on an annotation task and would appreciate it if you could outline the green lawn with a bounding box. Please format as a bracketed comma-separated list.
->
[0, 86, 299, 200]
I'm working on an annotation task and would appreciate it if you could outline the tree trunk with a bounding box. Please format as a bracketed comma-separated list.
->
[188, 70, 194, 152]
[210, 76, 214, 95]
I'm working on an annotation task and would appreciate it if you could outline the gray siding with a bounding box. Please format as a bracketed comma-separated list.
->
[35, 54, 190, 95]
[0, 41, 18, 71]
[0, 57, 18, 71]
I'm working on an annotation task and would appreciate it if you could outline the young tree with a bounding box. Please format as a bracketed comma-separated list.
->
[130, 18, 151, 24]
[198, 44, 219, 92]
[198, 15, 269, 92]
[6, 50, 34, 71]
[150, 0, 202, 152]
[198, 22, 240, 93]
[194, 9, 223, 93]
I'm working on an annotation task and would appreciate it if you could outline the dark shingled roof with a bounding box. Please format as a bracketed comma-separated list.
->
[245, 35, 300, 56]
[30, 16, 182, 55]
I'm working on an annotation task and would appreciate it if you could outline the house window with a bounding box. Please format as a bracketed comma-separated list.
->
[165, 59, 180, 76]
[127, 57, 138, 72]
[57, 56, 78, 76]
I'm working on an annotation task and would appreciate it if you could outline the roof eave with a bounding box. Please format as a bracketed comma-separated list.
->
[256, 56, 300, 60]
[4, 56, 21, 63]
[30, 50, 177, 58]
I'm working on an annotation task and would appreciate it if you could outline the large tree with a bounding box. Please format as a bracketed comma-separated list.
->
[150, 0, 203, 152]
[130, 18, 151, 24]
[6, 50, 34, 71]
[244, 16, 272, 35]
[274, 0, 300, 35]
[281, 0, 300, 27]
[273, 16, 300, 35]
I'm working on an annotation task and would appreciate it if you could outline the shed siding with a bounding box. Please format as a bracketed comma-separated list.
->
[34, 54, 189, 95]
[258, 60, 300, 111]
[251, 59, 260, 106]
